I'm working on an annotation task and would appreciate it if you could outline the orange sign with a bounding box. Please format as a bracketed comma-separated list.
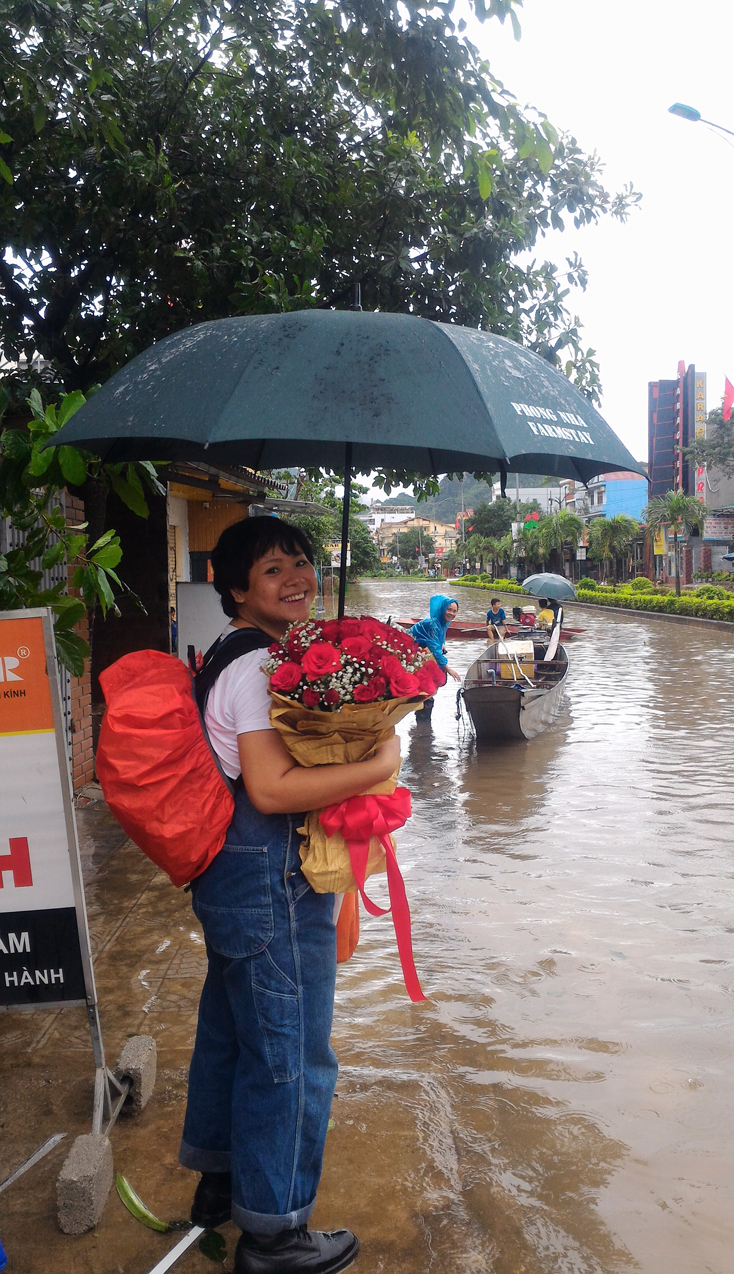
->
[0, 615, 54, 736]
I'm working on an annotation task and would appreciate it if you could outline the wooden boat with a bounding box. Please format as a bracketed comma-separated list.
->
[460, 635, 569, 743]
[395, 617, 584, 641]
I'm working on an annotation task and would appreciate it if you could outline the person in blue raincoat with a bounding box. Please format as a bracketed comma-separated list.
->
[409, 594, 461, 684]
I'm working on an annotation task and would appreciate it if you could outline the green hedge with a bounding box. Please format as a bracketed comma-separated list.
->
[455, 578, 734, 622]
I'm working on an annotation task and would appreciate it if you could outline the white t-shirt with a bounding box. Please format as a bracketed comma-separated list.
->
[204, 624, 273, 779]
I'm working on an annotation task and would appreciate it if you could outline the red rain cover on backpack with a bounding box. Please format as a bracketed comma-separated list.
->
[96, 650, 233, 887]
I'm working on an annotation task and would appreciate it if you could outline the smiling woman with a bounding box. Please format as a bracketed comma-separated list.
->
[180, 516, 398, 1274]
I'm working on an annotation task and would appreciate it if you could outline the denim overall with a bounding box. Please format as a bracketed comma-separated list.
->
[179, 784, 338, 1235]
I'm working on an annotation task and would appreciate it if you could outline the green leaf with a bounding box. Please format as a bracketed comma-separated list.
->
[199, 1230, 227, 1264]
[28, 388, 45, 421]
[0, 131, 12, 144]
[57, 391, 87, 427]
[41, 541, 66, 570]
[54, 629, 89, 677]
[58, 446, 88, 486]
[33, 103, 47, 133]
[53, 599, 87, 631]
[115, 1175, 171, 1233]
[88, 528, 116, 552]
[108, 469, 149, 517]
[536, 139, 554, 174]
[27, 443, 57, 476]
[509, 8, 522, 40]
[477, 164, 492, 201]
[0, 386, 8, 422]
[90, 543, 123, 570]
[0, 157, 12, 185]
[65, 533, 87, 561]
[94, 566, 117, 613]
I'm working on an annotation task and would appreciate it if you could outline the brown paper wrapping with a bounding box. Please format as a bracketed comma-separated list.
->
[268, 691, 425, 894]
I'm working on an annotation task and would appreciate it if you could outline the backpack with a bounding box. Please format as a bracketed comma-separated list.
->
[95, 629, 272, 887]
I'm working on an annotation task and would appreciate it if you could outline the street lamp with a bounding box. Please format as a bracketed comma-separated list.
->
[668, 103, 734, 138]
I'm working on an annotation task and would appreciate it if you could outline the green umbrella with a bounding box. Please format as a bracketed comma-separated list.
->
[51, 310, 644, 614]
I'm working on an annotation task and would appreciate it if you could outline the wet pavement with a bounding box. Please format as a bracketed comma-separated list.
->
[0, 580, 732, 1273]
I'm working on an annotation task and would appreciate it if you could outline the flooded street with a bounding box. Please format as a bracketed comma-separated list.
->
[323, 581, 733, 1274]
[1, 580, 731, 1274]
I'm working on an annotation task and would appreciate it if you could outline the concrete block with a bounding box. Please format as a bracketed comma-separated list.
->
[56, 1133, 113, 1234]
[114, 1035, 157, 1115]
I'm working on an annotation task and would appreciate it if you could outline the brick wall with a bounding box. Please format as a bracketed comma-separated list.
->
[65, 493, 95, 791]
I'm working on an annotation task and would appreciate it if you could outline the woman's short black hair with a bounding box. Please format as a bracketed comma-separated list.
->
[211, 516, 315, 618]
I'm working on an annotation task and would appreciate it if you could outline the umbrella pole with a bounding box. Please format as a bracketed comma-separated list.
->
[338, 442, 352, 619]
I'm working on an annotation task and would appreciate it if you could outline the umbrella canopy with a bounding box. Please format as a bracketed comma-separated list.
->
[51, 310, 643, 484]
[521, 573, 577, 601]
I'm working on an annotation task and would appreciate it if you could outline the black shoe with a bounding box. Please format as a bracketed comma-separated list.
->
[191, 1171, 232, 1228]
[234, 1225, 359, 1274]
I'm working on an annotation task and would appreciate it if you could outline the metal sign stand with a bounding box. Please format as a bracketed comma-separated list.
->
[0, 608, 156, 1234]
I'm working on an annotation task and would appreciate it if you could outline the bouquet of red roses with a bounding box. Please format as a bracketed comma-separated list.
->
[264, 616, 445, 1001]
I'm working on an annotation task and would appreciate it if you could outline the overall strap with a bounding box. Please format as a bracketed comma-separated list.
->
[194, 627, 272, 713]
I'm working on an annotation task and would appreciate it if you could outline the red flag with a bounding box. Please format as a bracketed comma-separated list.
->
[724, 377, 734, 423]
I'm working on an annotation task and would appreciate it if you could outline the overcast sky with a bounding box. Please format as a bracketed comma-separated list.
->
[467, 0, 733, 463]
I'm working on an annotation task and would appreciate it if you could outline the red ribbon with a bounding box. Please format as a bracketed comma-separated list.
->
[319, 788, 426, 1002]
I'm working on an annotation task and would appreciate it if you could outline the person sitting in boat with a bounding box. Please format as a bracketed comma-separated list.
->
[536, 598, 556, 628]
[409, 595, 461, 683]
[486, 598, 507, 639]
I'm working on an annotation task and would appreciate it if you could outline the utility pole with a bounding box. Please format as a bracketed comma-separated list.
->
[515, 472, 520, 516]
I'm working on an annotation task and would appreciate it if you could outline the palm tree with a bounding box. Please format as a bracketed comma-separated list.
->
[539, 510, 584, 572]
[642, 491, 708, 595]
[607, 514, 641, 582]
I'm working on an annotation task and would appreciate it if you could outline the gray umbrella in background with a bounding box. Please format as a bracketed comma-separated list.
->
[51, 309, 644, 614]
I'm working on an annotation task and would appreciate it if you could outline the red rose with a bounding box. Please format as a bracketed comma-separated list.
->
[323, 687, 341, 706]
[368, 642, 387, 664]
[386, 666, 420, 698]
[268, 642, 286, 659]
[337, 617, 362, 638]
[379, 653, 404, 680]
[285, 634, 305, 662]
[384, 628, 416, 655]
[301, 642, 342, 681]
[353, 675, 387, 703]
[340, 636, 373, 661]
[358, 617, 389, 641]
[302, 687, 321, 708]
[319, 620, 341, 642]
[270, 662, 303, 693]
[415, 663, 440, 694]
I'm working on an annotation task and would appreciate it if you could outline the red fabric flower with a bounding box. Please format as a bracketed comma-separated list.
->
[324, 687, 341, 706]
[301, 642, 342, 681]
[270, 662, 303, 693]
[353, 675, 387, 703]
[340, 636, 373, 662]
[319, 620, 341, 642]
[302, 687, 321, 708]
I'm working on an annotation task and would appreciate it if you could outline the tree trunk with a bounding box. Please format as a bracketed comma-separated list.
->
[674, 530, 681, 595]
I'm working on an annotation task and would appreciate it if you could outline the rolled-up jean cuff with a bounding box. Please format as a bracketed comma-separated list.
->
[179, 1139, 231, 1173]
[232, 1199, 315, 1236]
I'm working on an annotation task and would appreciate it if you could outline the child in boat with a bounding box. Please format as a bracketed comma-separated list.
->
[486, 598, 507, 638]
[536, 598, 556, 627]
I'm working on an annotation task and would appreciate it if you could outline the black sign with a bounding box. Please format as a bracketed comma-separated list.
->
[0, 908, 87, 1005]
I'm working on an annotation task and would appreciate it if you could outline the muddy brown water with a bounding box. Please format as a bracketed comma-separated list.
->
[1, 581, 732, 1274]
